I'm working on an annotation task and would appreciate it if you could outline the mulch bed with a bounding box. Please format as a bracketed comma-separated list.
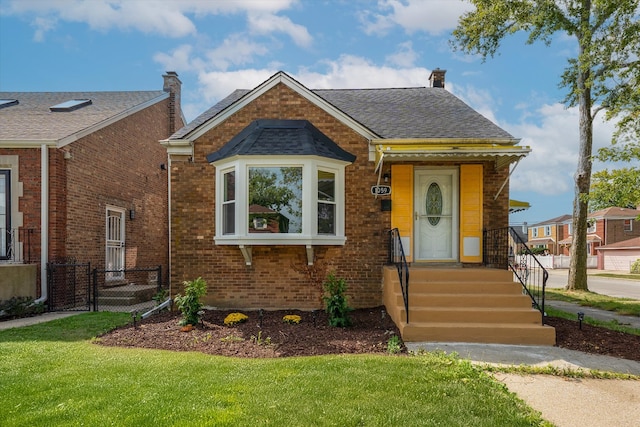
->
[95, 307, 640, 362]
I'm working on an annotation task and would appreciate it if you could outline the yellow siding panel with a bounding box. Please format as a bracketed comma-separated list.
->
[460, 164, 483, 263]
[391, 164, 413, 262]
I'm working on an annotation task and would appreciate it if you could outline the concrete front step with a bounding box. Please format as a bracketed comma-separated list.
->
[391, 293, 533, 308]
[400, 307, 543, 324]
[401, 322, 556, 345]
[383, 266, 556, 346]
[98, 284, 157, 306]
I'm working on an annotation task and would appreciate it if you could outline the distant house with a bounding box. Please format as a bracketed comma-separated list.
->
[596, 236, 640, 272]
[161, 70, 555, 345]
[559, 207, 640, 258]
[527, 214, 572, 255]
[0, 72, 183, 307]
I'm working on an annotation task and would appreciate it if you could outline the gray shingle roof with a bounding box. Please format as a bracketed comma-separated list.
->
[171, 84, 515, 141]
[0, 91, 166, 143]
[206, 119, 356, 163]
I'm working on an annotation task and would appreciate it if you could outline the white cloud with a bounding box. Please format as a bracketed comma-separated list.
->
[247, 12, 312, 48]
[361, 0, 473, 36]
[385, 41, 418, 67]
[205, 34, 270, 71]
[3, 0, 302, 40]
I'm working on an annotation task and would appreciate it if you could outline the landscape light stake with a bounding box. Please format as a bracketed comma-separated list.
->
[577, 312, 584, 330]
[132, 311, 139, 329]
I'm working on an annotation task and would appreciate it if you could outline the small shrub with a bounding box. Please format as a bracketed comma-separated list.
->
[173, 277, 207, 326]
[322, 272, 352, 327]
[0, 297, 45, 320]
[220, 334, 244, 343]
[251, 331, 271, 346]
[152, 288, 169, 305]
[387, 335, 403, 354]
[283, 314, 301, 324]
[224, 312, 248, 326]
[631, 259, 640, 274]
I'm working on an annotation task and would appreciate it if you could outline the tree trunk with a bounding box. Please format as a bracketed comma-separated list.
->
[567, 28, 593, 291]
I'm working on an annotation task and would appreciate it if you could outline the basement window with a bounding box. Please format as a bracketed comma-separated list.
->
[50, 99, 92, 112]
[0, 99, 18, 110]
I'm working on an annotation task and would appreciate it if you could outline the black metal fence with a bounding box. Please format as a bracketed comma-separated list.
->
[47, 262, 92, 312]
[47, 263, 166, 313]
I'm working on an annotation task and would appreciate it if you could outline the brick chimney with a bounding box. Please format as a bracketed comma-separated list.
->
[163, 71, 182, 135]
[429, 68, 446, 89]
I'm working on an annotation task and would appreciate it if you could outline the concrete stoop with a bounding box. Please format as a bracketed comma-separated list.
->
[383, 266, 556, 345]
[97, 283, 157, 306]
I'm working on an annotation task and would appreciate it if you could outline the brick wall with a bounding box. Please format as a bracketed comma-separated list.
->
[169, 83, 514, 310]
[63, 99, 174, 278]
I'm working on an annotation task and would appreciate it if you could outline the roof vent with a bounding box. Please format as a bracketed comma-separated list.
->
[50, 99, 92, 112]
[0, 99, 19, 110]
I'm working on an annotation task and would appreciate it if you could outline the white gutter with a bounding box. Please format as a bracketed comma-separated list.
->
[35, 144, 48, 304]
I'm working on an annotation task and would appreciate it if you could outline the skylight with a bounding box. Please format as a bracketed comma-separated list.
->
[50, 99, 92, 112]
[0, 99, 18, 109]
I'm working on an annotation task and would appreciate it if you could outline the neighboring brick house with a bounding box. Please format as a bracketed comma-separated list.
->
[526, 214, 572, 255]
[0, 72, 183, 306]
[559, 207, 640, 258]
[163, 70, 530, 310]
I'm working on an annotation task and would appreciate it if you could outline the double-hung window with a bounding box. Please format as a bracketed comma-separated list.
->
[0, 170, 10, 260]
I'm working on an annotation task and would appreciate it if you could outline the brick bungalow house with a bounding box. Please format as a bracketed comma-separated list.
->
[559, 207, 640, 258]
[162, 70, 554, 344]
[0, 72, 183, 308]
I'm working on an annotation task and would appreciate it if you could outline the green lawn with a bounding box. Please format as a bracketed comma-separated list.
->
[545, 288, 640, 317]
[0, 313, 549, 426]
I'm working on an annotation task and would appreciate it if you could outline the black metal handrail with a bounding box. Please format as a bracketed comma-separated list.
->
[388, 228, 410, 323]
[1, 228, 39, 263]
[483, 227, 548, 323]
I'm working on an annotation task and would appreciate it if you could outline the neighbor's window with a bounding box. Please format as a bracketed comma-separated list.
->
[0, 170, 9, 259]
[587, 220, 596, 233]
[531, 228, 538, 238]
[248, 167, 302, 234]
[544, 225, 551, 236]
[623, 219, 632, 232]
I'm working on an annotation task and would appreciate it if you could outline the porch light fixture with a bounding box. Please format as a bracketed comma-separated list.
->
[129, 208, 135, 220]
[383, 172, 390, 183]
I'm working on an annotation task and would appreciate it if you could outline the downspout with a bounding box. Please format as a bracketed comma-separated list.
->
[35, 144, 48, 304]
[167, 156, 172, 296]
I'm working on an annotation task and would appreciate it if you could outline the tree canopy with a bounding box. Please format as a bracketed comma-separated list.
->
[451, 0, 640, 291]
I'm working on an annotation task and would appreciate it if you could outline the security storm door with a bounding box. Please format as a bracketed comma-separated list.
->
[414, 169, 458, 261]
[106, 207, 125, 281]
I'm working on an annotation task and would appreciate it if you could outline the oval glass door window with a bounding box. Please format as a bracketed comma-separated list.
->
[426, 182, 442, 226]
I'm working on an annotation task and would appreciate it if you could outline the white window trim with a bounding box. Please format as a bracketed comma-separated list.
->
[544, 225, 551, 236]
[213, 156, 348, 265]
[623, 219, 632, 232]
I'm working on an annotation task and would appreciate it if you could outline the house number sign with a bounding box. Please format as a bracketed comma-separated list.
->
[371, 185, 391, 196]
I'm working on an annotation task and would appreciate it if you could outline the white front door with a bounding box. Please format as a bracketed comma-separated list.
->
[106, 207, 125, 281]
[414, 169, 458, 261]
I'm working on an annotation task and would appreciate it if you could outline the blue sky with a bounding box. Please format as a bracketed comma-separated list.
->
[0, 0, 620, 226]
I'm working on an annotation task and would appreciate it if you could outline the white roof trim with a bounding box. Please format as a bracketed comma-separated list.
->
[184, 72, 379, 142]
